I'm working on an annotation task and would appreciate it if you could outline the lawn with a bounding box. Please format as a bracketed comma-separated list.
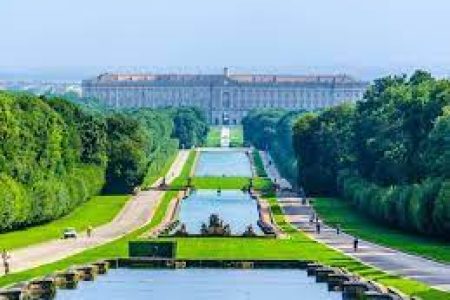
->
[313, 197, 450, 263]
[1, 153, 449, 300]
[230, 125, 243, 147]
[0, 150, 193, 287]
[171, 176, 273, 190]
[142, 149, 178, 188]
[0, 190, 177, 288]
[206, 126, 221, 147]
[252, 149, 267, 177]
[0, 195, 130, 251]
[171, 197, 450, 300]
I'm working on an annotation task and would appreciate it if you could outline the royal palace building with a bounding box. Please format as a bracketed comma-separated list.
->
[82, 68, 368, 124]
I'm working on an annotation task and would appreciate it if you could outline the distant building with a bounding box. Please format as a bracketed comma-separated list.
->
[82, 68, 368, 124]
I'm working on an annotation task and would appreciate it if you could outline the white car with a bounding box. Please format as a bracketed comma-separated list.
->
[63, 227, 78, 239]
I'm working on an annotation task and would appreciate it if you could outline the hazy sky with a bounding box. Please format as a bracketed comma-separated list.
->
[1, 0, 450, 78]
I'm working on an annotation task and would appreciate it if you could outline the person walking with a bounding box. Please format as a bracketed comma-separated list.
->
[353, 238, 359, 252]
[336, 224, 341, 235]
[309, 213, 315, 224]
[316, 221, 321, 234]
[2, 249, 10, 275]
[87, 225, 93, 238]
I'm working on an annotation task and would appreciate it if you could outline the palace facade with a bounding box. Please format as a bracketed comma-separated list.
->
[82, 68, 368, 124]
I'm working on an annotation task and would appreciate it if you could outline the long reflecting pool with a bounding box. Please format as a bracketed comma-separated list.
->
[56, 268, 341, 300]
[178, 190, 261, 234]
[195, 149, 252, 177]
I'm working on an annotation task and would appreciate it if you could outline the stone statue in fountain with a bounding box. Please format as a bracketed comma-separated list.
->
[242, 224, 257, 237]
[174, 223, 188, 236]
[200, 214, 231, 236]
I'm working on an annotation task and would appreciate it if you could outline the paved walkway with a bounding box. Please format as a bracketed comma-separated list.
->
[0, 150, 189, 276]
[278, 198, 450, 291]
[259, 151, 292, 190]
[259, 150, 450, 292]
[220, 126, 230, 147]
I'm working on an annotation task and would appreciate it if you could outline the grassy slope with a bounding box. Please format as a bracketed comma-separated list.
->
[142, 149, 178, 188]
[2, 149, 449, 299]
[173, 176, 273, 190]
[313, 197, 450, 263]
[0, 195, 130, 250]
[252, 149, 267, 177]
[173, 196, 449, 300]
[230, 125, 243, 147]
[206, 126, 221, 147]
[0, 150, 191, 288]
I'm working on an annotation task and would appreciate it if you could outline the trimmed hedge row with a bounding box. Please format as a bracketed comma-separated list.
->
[0, 166, 105, 231]
[338, 173, 449, 239]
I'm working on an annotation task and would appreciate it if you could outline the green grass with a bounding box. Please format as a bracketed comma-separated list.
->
[171, 176, 273, 190]
[0, 195, 130, 250]
[313, 197, 450, 263]
[0, 150, 194, 288]
[142, 149, 178, 188]
[252, 149, 267, 177]
[0, 190, 177, 288]
[3, 153, 449, 300]
[169, 196, 450, 300]
[206, 126, 221, 147]
[230, 125, 243, 147]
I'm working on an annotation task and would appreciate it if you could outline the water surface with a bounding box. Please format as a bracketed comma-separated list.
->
[178, 190, 261, 235]
[195, 149, 252, 177]
[56, 268, 341, 300]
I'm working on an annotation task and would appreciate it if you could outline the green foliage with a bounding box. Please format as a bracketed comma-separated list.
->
[0, 91, 195, 231]
[313, 197, 450, 263]
[252, 150, 267, 177]
[337, 173, 444, 236]
[291, 71, 450, 239]
[0, 195, 129, 250]
[171, 107, 209, 148]
[103, 109, 179, 193]
[243, 109, 304, 183]
[433, 180, 450, 236]
[0, 92, 107, 231]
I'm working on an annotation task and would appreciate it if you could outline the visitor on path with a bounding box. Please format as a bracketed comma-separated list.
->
[336, 224, 341, 235]
[2, 249, 10, 275]
[353, 238, 359, 252]
[316, 221, 321, 234]
[309, 213, 315, 224]
[87, 225, 93, 238]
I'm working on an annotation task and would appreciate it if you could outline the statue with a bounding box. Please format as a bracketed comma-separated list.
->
[174, 223, 188, 236]
[242, 224, 257, 237]
[200, 214, 231, 236]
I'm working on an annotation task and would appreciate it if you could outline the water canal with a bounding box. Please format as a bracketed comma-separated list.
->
[194, 149, 252, 177]
[177, 190, 261, 235]
[56, 147, 341, 299]
[56, 268, 341, 300]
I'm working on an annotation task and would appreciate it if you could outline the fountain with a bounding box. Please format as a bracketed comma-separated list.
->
[242, 224, 257, 237]
[200, 214, 231, 236]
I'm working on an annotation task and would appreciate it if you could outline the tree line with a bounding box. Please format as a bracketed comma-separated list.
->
[292, 71, 450, 238]
[242, 109, 304, 183]
[0, 91, 208, 232]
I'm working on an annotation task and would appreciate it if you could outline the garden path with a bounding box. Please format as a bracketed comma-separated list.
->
[260, 151, 450, 292]
[0, 150, 189, 276]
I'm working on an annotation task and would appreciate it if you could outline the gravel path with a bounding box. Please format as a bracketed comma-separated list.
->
[0, 150, 189, 276]
[260, 150, 450, 292]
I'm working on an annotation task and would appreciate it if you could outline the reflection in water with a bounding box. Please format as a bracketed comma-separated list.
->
[178, 190, 261, 235]
[195, 150, 252, 177]
[56, 268, 341, 300]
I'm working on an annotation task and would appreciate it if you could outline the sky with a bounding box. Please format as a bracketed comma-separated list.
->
[1, 0, 450, 79]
